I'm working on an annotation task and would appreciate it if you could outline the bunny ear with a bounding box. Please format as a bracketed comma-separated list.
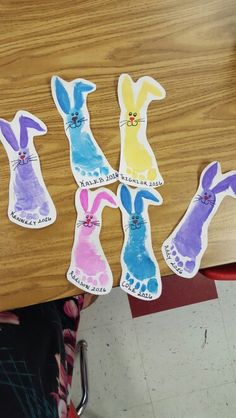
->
[134, 190, 161, 214]
[120, 185, 132, 214]
[53, 77, 71, 114]
[90, 190, 117, 214]
[19, 114, 46, 148]
[136, 76, 166, 110]
[79, 189, 89, 212]
[73, 81, 95, 109]
[211, 174, 236, 195]
[118, 74, 135, 111]
[201, 162, 219, 190]
[0, 119, 19, 151]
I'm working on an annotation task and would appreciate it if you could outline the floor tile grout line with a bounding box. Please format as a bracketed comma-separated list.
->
[151, 400, 156, 418]
[132, 318, 156, 407]
[148, 379, 236, 405]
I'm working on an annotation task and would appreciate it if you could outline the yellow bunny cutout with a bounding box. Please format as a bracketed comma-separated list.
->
[118, 73, 166, 188]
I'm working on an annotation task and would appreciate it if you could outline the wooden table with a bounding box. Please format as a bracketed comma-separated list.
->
[0, 0, 235, 310]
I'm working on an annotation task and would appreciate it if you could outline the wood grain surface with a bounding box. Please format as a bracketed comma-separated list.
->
[0, 0, 236, 310]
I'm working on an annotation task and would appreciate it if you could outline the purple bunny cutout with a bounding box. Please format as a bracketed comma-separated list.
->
[0, 111, 57, 228]
[162, 162, 236, 278]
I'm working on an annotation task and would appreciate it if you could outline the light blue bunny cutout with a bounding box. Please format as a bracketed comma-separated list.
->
[51, 76, 118, 189]
[118, 184, 163, 301]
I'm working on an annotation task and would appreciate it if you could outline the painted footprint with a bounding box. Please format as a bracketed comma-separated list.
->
[67, 188, 118, 295]
[51, 76, 117, 189]
[75, 165, 109, 177]
[162, 162, 236, 278]
[162, 239, 195, 278]
[16, 201, 50, 221]
[127, 167, 158, 182]
[76, 269, 109, 287]
[120, 271, 159, 300]
[118, 184, 163, 302]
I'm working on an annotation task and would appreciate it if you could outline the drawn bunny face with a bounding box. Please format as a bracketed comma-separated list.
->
[76, 188, 117, 235]
[12, 148, 38, 170]
[196, 190, 216, 206]
[52, 76, 95, 130]
[78, 212, 100, 233]
[120, 184, 162, 234]
[129, 213, 143, 230]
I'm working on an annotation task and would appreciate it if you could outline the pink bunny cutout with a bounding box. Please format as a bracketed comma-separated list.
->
[67, 188, 118, 295]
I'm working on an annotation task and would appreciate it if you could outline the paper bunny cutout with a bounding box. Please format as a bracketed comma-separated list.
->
[118, 73, 166, 188]
[67, 188, 118, 295]
[118, 184, 163, 301]
[0, 111, 57, 228]
[51, 76, 118, 189]
[162, 161, 236, 278]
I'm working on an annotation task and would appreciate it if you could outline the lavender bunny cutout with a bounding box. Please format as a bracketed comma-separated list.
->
[0, 111, 57, 228]
[67, 188, 118, 295]
[162, 161, 236, 278]
[118, 184, 163, 301]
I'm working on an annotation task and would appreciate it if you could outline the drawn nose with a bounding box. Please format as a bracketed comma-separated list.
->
[20, 155, 25, 160]
[72, 116, 77, 122]
[204, 195, 208, 200]
[130, 116, 135, 122]
[133, 219, 138, 224]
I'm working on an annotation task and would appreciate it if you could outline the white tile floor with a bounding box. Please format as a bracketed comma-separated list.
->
[71, 282, 236, 418]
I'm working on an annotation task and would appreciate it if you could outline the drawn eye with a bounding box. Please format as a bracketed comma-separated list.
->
[71, 113, 74, 116]
[90, 215, 93, 219]
[132, 216, 135, 219]
[129, 112, 132, 116]
[136, 216, 139, 219]
[23, 152, 26, 155]
[18, 152, 21, 155]
[75, 112, 78, 115]
[86, 215, 89, 219]
[133, 112, 137, 117]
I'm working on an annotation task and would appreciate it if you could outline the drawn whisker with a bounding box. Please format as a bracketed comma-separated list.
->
[120, 121, 128, 127]
[13, 162, 20, 171]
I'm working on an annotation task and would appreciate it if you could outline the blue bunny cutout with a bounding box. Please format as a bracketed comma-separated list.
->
[118, 184, 163, 301]
[51, 76, 118, 189]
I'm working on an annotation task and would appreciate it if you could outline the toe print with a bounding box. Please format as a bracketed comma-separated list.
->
[162, 240, 197, 278]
